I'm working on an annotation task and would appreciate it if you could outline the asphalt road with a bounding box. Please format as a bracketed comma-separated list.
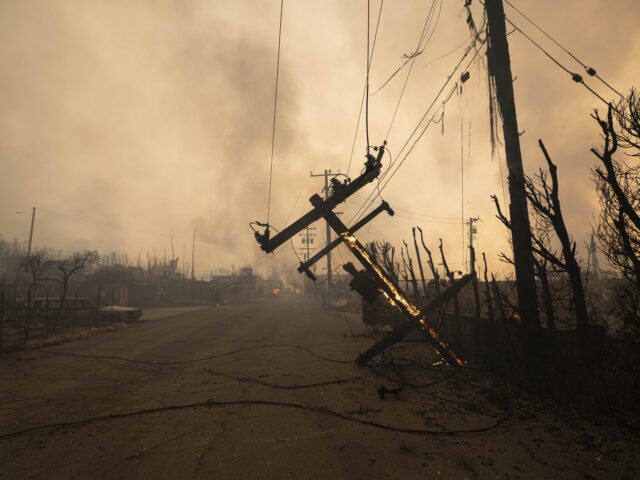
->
[0, 296, 637, 479]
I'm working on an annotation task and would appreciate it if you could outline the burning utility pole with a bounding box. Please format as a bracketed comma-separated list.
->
[485, 0, 540, 330]
[254, 144, 468, 366]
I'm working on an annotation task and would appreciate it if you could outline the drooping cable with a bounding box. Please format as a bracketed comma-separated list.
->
[505, 16, 623, 112]
[266, 0, 285, 227]
[350, 36, 486, 224]
[503, 0, 623, 98]
[346, 0, 385, 178]
[386, 0, 442, 141]
[365, 0, 371, 155]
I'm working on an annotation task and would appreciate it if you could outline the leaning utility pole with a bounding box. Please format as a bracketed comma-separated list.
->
[486, 0, 540, 330]
[20, 207, 36, 272]
[310, 169, 342, 303]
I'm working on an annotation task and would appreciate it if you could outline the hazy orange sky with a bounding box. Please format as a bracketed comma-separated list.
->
[1, 0, 639, 278]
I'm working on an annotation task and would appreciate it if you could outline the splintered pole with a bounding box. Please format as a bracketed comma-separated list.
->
[311, 194, 464, 366]
[486, 0, 540, 329]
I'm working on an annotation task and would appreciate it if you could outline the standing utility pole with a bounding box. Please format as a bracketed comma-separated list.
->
[191, 228, 196, 281]
[486, 0, 540, 330]
[467, 216, 482, 321]
[466, 216, 480, 273]
[310, 169, 343, 303]
[299, 227, 316, 296]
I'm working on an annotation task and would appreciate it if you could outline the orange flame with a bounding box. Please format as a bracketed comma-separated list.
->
[342, 233, 464, 366]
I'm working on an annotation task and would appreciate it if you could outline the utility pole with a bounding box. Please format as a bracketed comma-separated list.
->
[191, 228, 196, 281]
[310, 169, 343, 303]
[486, 0, 540, 330]
[466, 216, 480, 274]
[299, 227, 316, 296]
[27, 207, 35, 264]
[17, 207, 36, 272]
[170, 231, 175, 279]
[467, 216, 482, 321]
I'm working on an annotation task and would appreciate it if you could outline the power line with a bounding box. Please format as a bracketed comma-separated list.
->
[346, 0, 385, 178]
[503, 0, 623, 98]
[370, 0, 439, 97]
[348, 35, 485, 225]
[363, 39, 487, 217]
[421, 36, 471, 70]
[351, 37, 486, 227]
[266, 0, 285, 227]
[365, 0, 371, 154]
[505, 16, 621, 111]
[385, 0, 443, 141]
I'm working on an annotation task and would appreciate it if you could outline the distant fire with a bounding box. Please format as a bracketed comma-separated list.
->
[341, 232, 464, 367]
[272, 288, 280, 296]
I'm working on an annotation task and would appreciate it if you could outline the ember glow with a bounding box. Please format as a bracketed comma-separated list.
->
[341, 233, 464, 366]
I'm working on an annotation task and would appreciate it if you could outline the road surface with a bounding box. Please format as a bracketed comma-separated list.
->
[0, 297, 637, 479]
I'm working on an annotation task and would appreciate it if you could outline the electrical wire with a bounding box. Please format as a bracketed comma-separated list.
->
[0, 397, 513, 440]
[365, 0, 371, 155]
[503, 0, 623, 98]
[370, 0, 439, 97]
[39, 344, 354, 365]
[266, 0, 284, 227]
[349, 35, 486, 226]
[421, 37, 471, 70]
[346, 0, 385, 178]
[385, 0, 443, 141]
[505, 16, 619, 111]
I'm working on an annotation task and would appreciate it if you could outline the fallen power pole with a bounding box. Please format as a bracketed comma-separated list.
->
[485, 0, 540, 329]
[253, 144, 466, 366]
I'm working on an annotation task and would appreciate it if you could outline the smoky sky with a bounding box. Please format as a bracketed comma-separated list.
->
[1, 0, 639, 277]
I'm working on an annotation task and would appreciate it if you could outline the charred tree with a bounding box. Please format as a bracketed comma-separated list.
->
[482, 252, 495, 323]
[592, 95, 640, 337]
[412, 227, 428, 294]
[402, 240, 420, 298]
[417, 227, 441, 295]
[525, 140, 589, 334]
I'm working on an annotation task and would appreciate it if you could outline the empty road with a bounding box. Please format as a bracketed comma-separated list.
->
[0, 296, 636, 479]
